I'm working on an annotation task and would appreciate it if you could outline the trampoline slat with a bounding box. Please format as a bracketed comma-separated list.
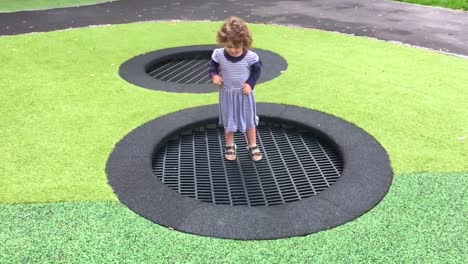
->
[153, 60, 187, 79]
[166, 59, 206, 83]
[148, 58, 211, 84]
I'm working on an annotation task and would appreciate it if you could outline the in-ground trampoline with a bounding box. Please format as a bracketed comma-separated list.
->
[119, 45, 287, 93]
[106, 103, 393, 240]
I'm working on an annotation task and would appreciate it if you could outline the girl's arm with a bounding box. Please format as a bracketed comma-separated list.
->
[245, 61, 261, 90]
[209, 59, 219, 78]
[210, 59, 223, 87]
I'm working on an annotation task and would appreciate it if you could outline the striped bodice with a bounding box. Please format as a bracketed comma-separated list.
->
[211, 48, 259, 90]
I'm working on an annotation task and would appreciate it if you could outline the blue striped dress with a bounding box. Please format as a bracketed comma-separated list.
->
[211, 48, 260, 133]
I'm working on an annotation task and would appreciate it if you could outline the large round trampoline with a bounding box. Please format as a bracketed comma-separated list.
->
[106, 103, 393, 240]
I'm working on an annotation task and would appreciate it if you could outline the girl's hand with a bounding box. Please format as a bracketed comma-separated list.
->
[242, 83, 252, 94]
[212, 75, 223, 87]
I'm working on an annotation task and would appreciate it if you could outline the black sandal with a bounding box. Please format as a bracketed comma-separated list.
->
[248, 145, 262, 161]
[225, 144, 237, 161]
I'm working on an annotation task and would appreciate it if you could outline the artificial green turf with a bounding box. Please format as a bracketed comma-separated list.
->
[0, 172, 466, 263]
[0, 0, 115, 12]
[0, 21, 467, 204]
[396, 0, 468, 10]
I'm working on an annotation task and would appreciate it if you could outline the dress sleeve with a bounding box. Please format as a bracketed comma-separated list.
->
[211, 48, 220, 63]
[247, 51, 259, 66]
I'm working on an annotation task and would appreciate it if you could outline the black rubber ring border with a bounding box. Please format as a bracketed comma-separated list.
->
[105, 103, 393, 240]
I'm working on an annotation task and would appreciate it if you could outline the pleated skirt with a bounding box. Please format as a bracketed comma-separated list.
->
[219, 87, 259, 133]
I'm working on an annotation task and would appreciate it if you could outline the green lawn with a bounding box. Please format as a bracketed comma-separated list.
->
[396, 0, 468, 10]
[1, 21, 467, 262]
[1, 173, 465, 262]
[0, 0, 116, 12]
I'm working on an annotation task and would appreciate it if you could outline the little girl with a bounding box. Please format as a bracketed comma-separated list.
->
[209, 16, 262, 161]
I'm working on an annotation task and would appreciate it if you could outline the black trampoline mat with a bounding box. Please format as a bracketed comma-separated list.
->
[153, 122, 343, 207]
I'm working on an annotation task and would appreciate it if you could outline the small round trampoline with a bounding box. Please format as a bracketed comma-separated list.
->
[119, 45, 287, 93]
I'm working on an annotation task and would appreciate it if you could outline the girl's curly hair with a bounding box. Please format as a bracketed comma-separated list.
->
[216, 16, 252, 48]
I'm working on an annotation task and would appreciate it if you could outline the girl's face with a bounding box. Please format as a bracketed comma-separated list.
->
[225, 43, 243, 57]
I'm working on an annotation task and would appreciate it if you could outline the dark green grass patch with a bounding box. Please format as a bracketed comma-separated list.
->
[0, 172, 466, 263]
[396, 0, 468, 10]
[1, 22, 467, 204]
[0, 0, 116, 12]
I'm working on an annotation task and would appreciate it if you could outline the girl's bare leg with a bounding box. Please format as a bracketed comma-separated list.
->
[246, 128, 257, 146]
[246, 128, 262, 161]
[225, 131, 235, 160]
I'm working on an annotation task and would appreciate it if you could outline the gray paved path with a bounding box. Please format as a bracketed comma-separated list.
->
[0, 0, 467, 57]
